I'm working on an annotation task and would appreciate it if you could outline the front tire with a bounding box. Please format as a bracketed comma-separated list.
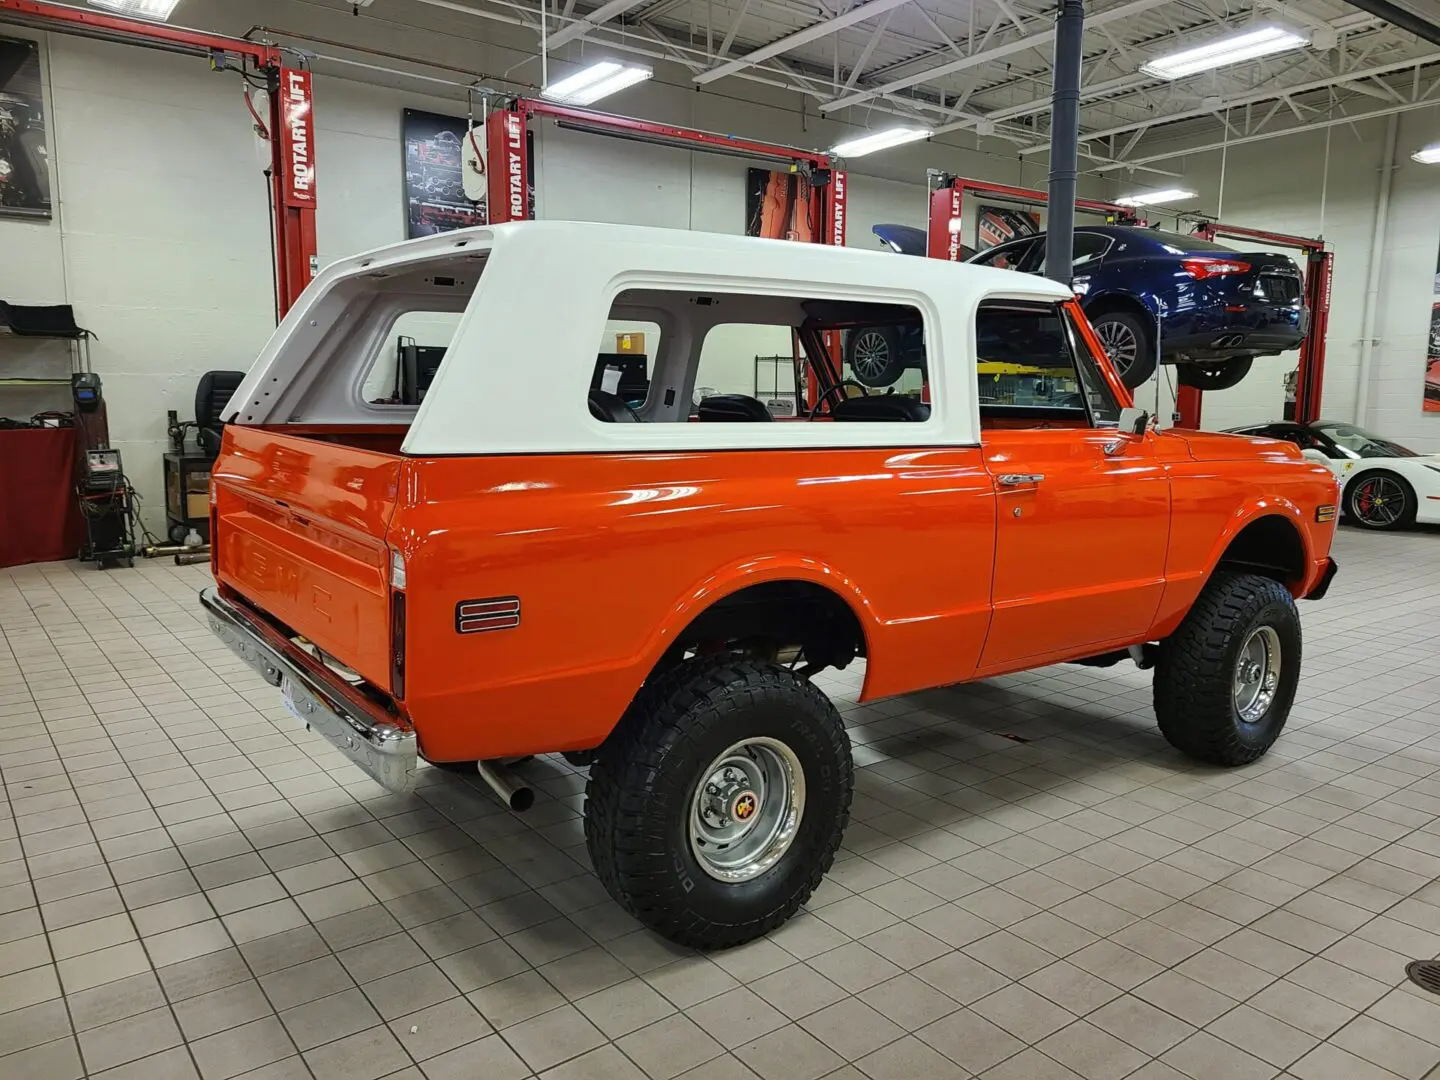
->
[1153, 572, 1301, 766]
[1089, 310, 1157, 389]
[1345, 470, 1416, 530]
[585, 658, 852, 950]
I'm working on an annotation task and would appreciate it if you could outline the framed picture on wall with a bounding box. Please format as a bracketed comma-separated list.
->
[402, 109, 485, 239]
[974, 205, 1039, 251]
[745, 168, 817, 241]
[0, 36, 50, 220]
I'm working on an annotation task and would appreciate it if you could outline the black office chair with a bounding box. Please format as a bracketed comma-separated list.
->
[195, 371, 246, 457]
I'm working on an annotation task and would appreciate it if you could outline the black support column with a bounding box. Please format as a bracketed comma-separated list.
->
[1045, 0, 1085, 285]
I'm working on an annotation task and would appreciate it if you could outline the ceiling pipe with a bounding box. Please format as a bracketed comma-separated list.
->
[1343, 0, 1440, 46]
[1045, 0, 1084, 286]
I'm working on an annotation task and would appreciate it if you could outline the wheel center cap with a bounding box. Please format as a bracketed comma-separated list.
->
[730, 791, 759, 822]
[1241, 660, 1262, 683]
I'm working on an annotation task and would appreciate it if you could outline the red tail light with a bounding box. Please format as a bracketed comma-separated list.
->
[1182, 257, 1251, 280]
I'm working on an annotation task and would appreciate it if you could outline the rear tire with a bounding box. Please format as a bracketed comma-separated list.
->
[1176, 356, 1253, 391]
[1153, 572, 1301, 766]
[586, 658, 852, 950]
[1089, 310, 1157, 389]
[1344, 470, 1416, 531]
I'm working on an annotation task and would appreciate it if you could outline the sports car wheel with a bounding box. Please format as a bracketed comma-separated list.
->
[1345, 470, 1416, 530]
[845, 328, 906, 388]
[1176, 356, 1253, 391]
[1090, 311, 1156, 389]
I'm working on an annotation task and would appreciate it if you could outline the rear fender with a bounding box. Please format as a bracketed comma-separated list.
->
[638, 554, 882, 691]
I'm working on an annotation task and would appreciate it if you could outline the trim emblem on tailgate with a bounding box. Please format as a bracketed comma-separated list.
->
[456, 597, 521, 634]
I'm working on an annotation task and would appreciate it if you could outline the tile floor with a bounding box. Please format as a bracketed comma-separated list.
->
[2, 526, 1439, 1080]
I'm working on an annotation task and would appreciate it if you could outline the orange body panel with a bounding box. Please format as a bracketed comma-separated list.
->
[977, 428, 1171, 672]
[211, 427, 400, 690]
[211, 423, 1338, 765]
[391, 449, 997, 762]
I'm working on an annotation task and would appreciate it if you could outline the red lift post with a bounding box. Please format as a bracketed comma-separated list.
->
[0, 0, 318, 318]
[1182, 222, 1332, 431]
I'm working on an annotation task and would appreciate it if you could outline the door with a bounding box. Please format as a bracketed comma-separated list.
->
[974, 300, 1170, 670]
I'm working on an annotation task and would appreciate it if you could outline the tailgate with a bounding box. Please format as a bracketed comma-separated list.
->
[212, 427, 401, 691]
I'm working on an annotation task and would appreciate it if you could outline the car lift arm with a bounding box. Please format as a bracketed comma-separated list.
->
[0, 0, 318, 318]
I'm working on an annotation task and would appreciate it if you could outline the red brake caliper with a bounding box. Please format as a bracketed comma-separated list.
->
[1358, 482, 1375, 514]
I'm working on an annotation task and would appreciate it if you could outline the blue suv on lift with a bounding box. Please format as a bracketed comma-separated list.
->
[856, 223, 1309, 391]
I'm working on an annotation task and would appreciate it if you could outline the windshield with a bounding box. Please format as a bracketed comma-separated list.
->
[1314, 422, 1416, 458]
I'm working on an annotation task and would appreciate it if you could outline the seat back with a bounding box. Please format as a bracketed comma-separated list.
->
[831, 395, 931, 422]
[696, 394, 774, 422]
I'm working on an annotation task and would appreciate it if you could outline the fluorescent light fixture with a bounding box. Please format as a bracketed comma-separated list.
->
[1115, 188, 1198, 207]
[87, 0, 182, 20]
[1140, 25, 1307, 80]
[541, 61, 652, 106]
[1412, 144, 1440, 165]
[829, 127, 931, 158]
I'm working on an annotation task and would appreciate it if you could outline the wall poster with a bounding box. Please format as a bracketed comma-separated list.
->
[975, 204, 1040, 251]
[745, 168, 817, 241]
[0, 36, 50, 219]
[1425, 243, 1439, 413]
[403, 108, 485, 238]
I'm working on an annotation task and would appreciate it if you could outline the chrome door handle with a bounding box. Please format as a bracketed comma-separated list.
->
[997, 473, 1045, 486]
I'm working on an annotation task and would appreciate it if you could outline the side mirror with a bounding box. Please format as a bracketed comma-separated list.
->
[1300, 447, 1329, 463]
[1118, 406, 1149, 435]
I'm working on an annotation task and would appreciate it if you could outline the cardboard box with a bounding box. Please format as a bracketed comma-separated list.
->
[615, 332, 646, 355]
[187, 493, 209, 518]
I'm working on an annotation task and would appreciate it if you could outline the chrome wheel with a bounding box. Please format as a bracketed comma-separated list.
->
[1094, 318, 1139, 378]
[850, 330, 892, 383]
[1233, 625, 1281, 724]
[689, 738, 805, 883]
[1351, 475, 1407, 528]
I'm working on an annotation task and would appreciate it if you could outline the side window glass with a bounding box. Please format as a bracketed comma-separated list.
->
[591, 290, 931, 423]
[974, 239, 1031, 271]
[1072, 234, 1110, 269]
[976, 301, 1117, 423]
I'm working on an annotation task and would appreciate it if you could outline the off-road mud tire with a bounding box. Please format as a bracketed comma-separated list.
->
[585, 658, 852, 950]
[1153, 571, 1301, 766]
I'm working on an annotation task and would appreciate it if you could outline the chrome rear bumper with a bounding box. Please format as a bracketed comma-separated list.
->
[199, 587, 417, 794]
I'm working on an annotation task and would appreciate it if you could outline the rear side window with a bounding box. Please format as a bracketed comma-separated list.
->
[591, 288, 931, 424]
[976, 301, 1116, 422]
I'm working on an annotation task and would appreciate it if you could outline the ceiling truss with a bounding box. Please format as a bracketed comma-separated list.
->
[406, 0, 1440, 172]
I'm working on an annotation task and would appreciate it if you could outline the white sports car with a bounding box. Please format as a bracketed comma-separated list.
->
[1226, 420, 1440, 530]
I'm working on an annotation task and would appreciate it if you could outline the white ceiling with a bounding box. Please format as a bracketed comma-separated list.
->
[391, 0, 1440, 176]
